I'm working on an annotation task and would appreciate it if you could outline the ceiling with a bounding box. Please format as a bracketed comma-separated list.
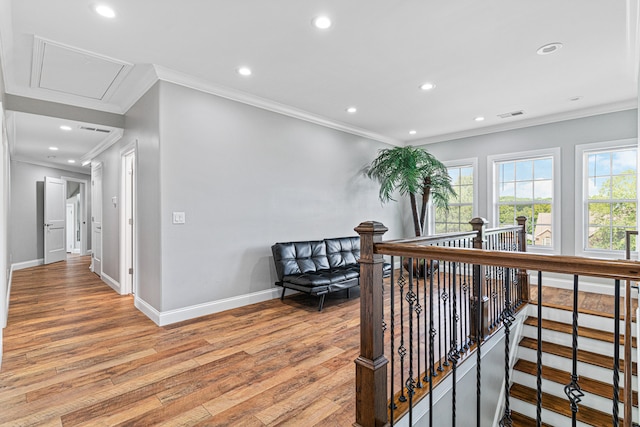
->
[0, 0, 638, 171]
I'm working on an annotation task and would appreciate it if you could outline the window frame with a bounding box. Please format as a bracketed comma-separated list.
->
[574, 138, 638, 259]
[488, 147, 562, 254]
[431, 158, 478, 234]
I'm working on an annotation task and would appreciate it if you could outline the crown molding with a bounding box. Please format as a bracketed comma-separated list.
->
[80, 128, 124, 164]
[12, 157, 91, 175]
[413, 99, 638, 145]
[153, 65, 402, 147]
[119, 64, 159, 114]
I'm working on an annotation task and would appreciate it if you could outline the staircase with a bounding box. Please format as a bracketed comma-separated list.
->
[509, 302, 638, 426]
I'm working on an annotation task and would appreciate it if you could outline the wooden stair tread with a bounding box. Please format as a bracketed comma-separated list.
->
[523, 317, 638, 348]
[535, 300, 637, 323]
[510, 411, 552, 427]
[510, 383, 621, 427]
[519, 337, 637, 376]
[514, 359, 638, 405]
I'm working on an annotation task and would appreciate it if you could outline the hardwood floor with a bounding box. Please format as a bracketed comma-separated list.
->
[0, 256, 363, 426]
[1, 257, 635, 426]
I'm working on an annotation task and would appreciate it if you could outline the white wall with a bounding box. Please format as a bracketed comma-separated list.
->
[417, 109, 638, 255]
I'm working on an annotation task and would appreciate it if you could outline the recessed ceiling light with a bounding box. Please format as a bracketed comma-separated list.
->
[94, 4, 116, 18]
[60, 125, 72, 131]
[237, 67, 252, 77]
[536, 42, 563, 55]
[409, 130, 417, 135]
[419, 82, 435, 91]
[68, 160, 76, 164]
[346, 107, 357, 114]
[49, 146, 59, 151]
[474, 116, 485, 122]
[312, 16, 332, 30]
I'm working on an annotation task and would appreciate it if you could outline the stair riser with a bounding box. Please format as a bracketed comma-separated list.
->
[516, 346, 637, 388]
[527, 305, 637, 336]
[510, 398, 597, 427]
[512, 370, 637, 422]
[521, 324, 638, 362]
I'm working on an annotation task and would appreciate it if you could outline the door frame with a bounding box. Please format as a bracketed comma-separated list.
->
[120, 141, 137, 295]
[61, 176, 90, 256]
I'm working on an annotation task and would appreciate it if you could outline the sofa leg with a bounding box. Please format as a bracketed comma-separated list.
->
[347, 288, 351, 299]
[318, 294, 326, 311]
[281, 287, 287, 301]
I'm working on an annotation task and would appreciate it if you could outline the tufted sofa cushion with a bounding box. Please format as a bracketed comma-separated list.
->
[272, 240, 330, 281]
[325, 237, 360, 268]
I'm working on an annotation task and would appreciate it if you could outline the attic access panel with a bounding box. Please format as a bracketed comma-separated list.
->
[31, 37, 132, 100]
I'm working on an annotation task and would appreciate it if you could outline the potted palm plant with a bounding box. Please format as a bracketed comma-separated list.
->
[366, 145, 455, 276]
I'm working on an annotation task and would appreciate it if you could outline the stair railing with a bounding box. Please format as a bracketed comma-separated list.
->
[624, 230, 638, 427]
[355, 220, 640, 427]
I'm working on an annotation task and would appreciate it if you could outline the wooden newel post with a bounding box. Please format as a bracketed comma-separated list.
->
[470, 217, 489, 341]
[354, 221, 389, 427]
[516, 216, 529, 303]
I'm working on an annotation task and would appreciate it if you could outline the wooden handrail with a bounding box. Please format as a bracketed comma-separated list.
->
[373, 243, 640, 281]
[385, 231, 477, 246]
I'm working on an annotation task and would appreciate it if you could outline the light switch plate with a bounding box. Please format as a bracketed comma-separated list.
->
[172, 212, 186, 224]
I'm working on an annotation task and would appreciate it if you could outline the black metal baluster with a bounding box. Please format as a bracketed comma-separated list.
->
[473, 259, 482, 427]
[398, 259, 407, 403]
[406, 265, 416, 425]
[564, 275, 583, 427]
[442, 250, 450, 369]
[389, 257, 396, 424]
[437, 263, 444, 372]
[415, 260, 423, 390]
[536, 271, 542, 427]
[450, 262, 460, 426]
[613, 278, 620, 427]
[499, 268, 514, 427]
[423, 268, 429, 383]
[429, 261, 436, 427]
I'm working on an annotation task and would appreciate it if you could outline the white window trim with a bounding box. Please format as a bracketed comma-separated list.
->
[487, 147, 562, 254]
[429, 158, 478, 234]
[574, 138, 637, 259]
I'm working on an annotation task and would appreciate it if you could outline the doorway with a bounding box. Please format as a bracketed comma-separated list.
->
[120, 147, 136, 295]
[91, 163, 103, 277]
[62, 177, 89, 256]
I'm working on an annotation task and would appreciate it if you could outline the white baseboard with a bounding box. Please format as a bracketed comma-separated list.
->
[135, 287, 283, 326]
[11, 259, 44, 271]
[101, 272, 121, 294]
[530, 273, 638, 298]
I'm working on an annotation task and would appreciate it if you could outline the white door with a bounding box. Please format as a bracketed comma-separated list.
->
[91, 164, 103, 276]
[44, 176, 67, 264]
[66, 203, 74, 252]
[124, 151, 135, 294]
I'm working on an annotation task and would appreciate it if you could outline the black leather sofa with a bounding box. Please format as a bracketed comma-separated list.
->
[271, 236, 391, 311]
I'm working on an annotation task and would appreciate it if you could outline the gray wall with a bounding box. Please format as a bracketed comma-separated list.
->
[417, 109, 638, 255]
[117, 80, 403, 313]
[9, 160, 90, 263]
[157, 81, 403, 311]
[120, 82, 162, 309]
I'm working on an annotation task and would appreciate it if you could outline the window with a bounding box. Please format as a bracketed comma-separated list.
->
[579, 143, 637, 253]
[489, 148, 560, 253]
[435, 163, 475, 233]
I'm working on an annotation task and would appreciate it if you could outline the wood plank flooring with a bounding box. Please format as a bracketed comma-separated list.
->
[0, 256, 364, 426]
[1, 257, 635, 426]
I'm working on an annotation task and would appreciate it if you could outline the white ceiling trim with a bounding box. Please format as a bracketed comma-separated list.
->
[153, 65, 402, 147]
[12, 156, 90, 174]
[80, 128, 124, 165]
[416, 99, 638, 145]
[119, 64, 158, 114]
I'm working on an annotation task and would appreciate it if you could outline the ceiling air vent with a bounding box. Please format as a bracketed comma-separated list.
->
[79, 126, 111, 133]
[498, 110, 524, 119]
